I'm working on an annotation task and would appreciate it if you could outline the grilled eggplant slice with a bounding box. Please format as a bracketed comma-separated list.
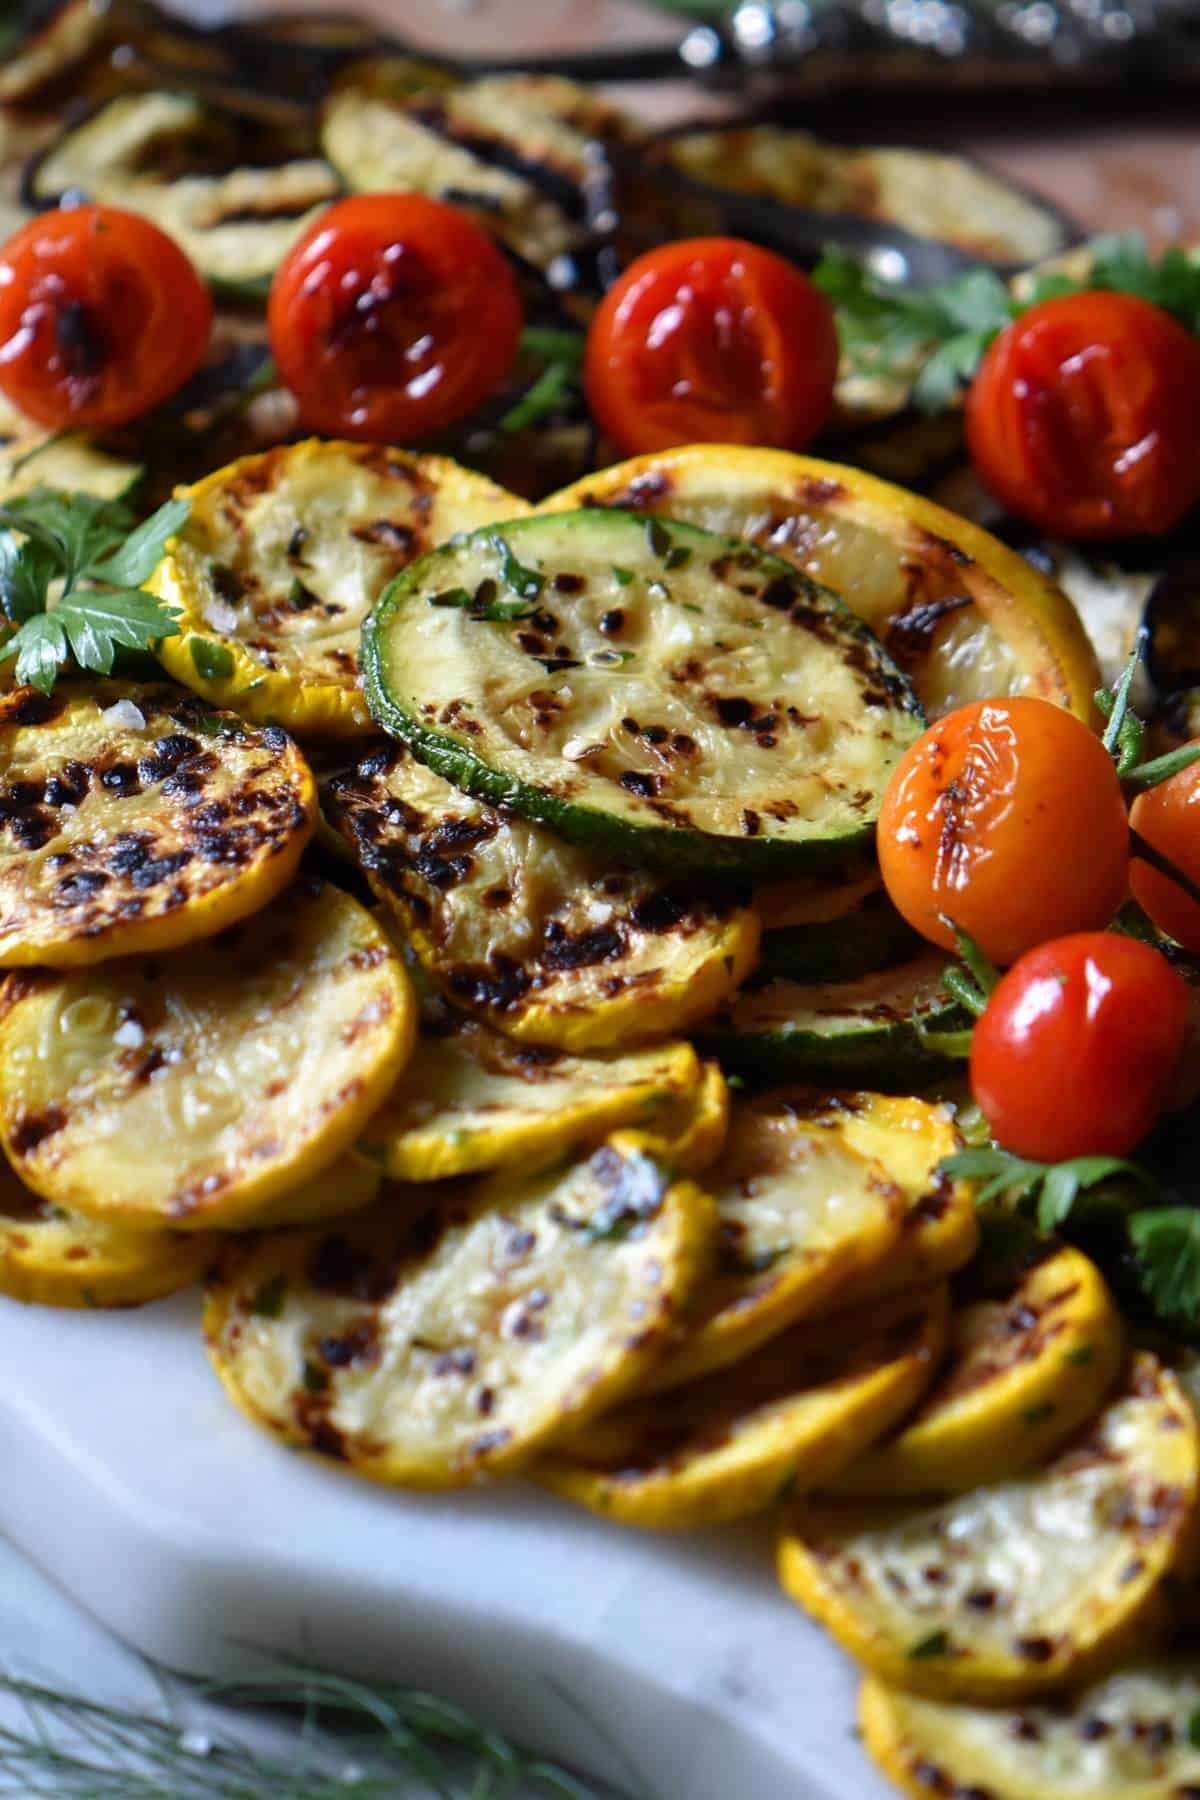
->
[26, 91, 340, 295]
[648, 127, 1073, 267]
[154, 442, 527, 737]
[323, 739, 759, 1052]
[647, 1090, 960, 1393]
[362, 508, 922, 876]
[203, 1133, 715, 1486]
[0, 880, 415, 1230]
[321, 86, 580, 281]
[545, 449, 1100, 722]
[419, 72, 635, 196]
[699, 952, 962, 1088]
[359, 1011, 702, 1182]
[0, 1153, 213, 1308]
[860, 1662, 1200, 1800]
[0, 683, 315, 967]
[539, 1286, 948, 1530]
[0, 0, 115, 106]
[779, 1354, 1199, 1703]
[831, 1245, 1125, 1496]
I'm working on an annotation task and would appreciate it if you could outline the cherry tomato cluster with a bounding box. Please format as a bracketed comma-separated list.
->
[878, 695, 1199, 1161]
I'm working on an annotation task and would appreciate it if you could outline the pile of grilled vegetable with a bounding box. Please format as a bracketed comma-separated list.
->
[0, 427, 1193, 1800]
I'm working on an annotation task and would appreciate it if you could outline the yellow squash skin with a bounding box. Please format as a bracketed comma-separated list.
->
[0, 682, 315, 967]
[153, 440, 528, 737]
[860, 1662, 1200, 1800]
[204, 1133, 716, 1487]
[639, 1059, 730, 1177]
[360, 1022, 701, 1183]
[648, 1090, 961, 1392]
[324, 739, 760, 1052]
[779, 1355, 1199, 1704]
[830, 1244, 1125, 1496]
[0, 881, 416, 1230]
[543, 447, 1100, 722]
[538, 1285, 948, 1529]
[0, 1155, 214, 1308]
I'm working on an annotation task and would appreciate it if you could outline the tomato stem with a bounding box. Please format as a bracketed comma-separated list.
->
[1129, 826, 1200, 912]
[1123, 740, 1200, 795]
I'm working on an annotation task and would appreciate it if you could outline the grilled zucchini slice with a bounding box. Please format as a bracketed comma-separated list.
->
[538, 1285, 948, 1530]
[760, 887, 920, 983]
[0, 880, 415, 1230]
[154, 442, 527, 737]
[859, 1662, 1200, 1800]
[26, 92, 341, 294]
[0, 1154, 213, 1309]
[362, 509, 922, 876]
[830, 1245, 1125, 1496]
[647, 1090, 959, 1392]
[323, 740, 759, 1051]
[779, 1354, 1199, 1703]
[321, 86, 579, 280]
[699, 953, 962, 1088]
[544, 449, 1100, 722]
[359, 1012, 701, 1182]
[204, 1134, 715, 1486]
[0, 435, 142, 506]
[0, 683, 315, 967]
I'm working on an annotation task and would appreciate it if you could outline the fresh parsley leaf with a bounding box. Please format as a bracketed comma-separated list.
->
[86, 496, 188, 588]
[248, 1275, 288, 1319]
[430, 581, 535, 623]
[491, 535, 544, 602]
[939, 1147, 1154, 1232]
[0, 488, 187, 692]
[1130, 1207, 1200, 1328]
[7, 613, 68, 694]
[908, 1631, 950, 1660]
[0, 536, 58, 623]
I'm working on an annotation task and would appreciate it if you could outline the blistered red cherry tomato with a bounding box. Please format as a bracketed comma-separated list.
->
[966, 291, 1200, 540]
[268, 194, 524, 441]
[877, 696, 1129, 967]
[584, 237, 838, 457]
[1130, 747, 1200, 951]
[970, 932, 1189, 1161]
[0, 204, 212, 429]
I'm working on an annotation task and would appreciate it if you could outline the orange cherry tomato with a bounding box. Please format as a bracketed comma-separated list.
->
[966, 291, 1200, 541]
[583, 237, 838, 457]
[1130, 747, 1200, 950]
[877, 696, 1129, 967]
[267, 194, 523, 442]
[0, 204, 212, 430]
[970, 932, 1189, 1161]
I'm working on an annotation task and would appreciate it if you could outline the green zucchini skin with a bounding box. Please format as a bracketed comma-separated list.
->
[697, 952, 965, 1091]
[361, 508, 923, 878]
[759, 889, 921, 983]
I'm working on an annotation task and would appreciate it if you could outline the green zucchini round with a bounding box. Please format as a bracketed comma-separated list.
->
[361, 508, 923, 877]
[698, 951, 965, 1089]
[759, 888, 920, 983]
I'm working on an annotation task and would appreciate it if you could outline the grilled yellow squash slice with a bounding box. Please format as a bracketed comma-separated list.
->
[204, 1134, 715, 1486]
[779, 1354, 1199, 1703]
[539, 1285, 948, 1529]
[649, 1091, 959, 1392]
[544, 448, 1099, 721]
[240, 1152, 382, 1230]
[359, 1012, 701, 1182]
[324, 741, 759, 1051]
[0, 683, 315, 967]
[831, 1244, 1124, 1496]
[0, 881, 415, 1230]
[640, 1058, 730, 1176]
[809, 1149, 978, 1318]
[0, 1155, 213, 1308]
[153, 441, 526, 737]
[860, 1661, 1200, 1800]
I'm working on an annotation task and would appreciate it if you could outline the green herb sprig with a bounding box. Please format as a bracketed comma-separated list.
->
[0, 488, 187, 694]
[499, 328, 585, 438]
[0, 1664, 604, 1799]
[812, 235, 1200, 413]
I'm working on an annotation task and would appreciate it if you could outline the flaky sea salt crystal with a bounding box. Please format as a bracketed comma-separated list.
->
[101, 699, 145, 732]
[113, 1019, 145, 1050]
